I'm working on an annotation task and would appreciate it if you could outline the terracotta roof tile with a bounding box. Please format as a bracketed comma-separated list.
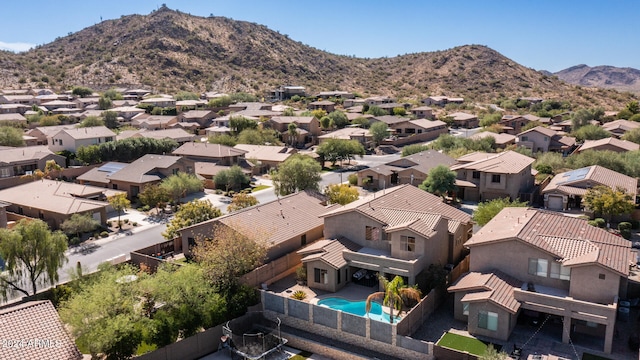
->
[448, 270, 523, 313]
[451, 151, 534, 174]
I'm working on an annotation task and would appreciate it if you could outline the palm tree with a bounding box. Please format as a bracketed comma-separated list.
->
[365, 275, 421, 324]
[287, 122, 298, 147]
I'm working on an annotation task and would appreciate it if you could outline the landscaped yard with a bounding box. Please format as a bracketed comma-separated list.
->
[252, 184, 271, 192]
[436, 332, 501, 356]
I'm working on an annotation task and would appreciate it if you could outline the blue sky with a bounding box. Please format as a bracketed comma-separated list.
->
[0, 1, 637, 72]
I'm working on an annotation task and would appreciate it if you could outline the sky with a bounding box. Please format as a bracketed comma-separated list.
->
[0, 0, 638, 72]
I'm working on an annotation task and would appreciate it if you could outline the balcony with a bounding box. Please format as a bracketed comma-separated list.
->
[343, 247, 420, 276]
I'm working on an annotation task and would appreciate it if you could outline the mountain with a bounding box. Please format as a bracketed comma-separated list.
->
[0, 6, 635, 108]
[555, 64, 640, 94]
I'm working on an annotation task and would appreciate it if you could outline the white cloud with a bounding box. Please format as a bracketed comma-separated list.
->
[0, 41, 35, 52]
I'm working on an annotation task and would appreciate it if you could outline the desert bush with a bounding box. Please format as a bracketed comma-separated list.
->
[593, 218, 606, 228]
[291, 290, 307, 300]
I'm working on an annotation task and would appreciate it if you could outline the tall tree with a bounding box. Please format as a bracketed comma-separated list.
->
[193, 221, 268, 291]
[60, 213, 100, 240]
[0, 126, 25, 147]
[365, 275, 421, 324]
[272, 154, 322, 196]
[102, 110, 119, 129]
[98, 96, 113, 110]
[369, 121, 389, 147]
[78, 116, 104, 128]
[229, 116, 258, 135]
[419, 165, 457, 198]
[316, 139, 365, 167]
[213, 166, 249, 192]
[583, 186, 635, 222]
[138, 184, 171, 215]
[72, 86, 93, 98]
[326, 110, 349, 129]
[287, 122, 298, 147]
[107, 193, 131, 229]
[473, 198, 528, 226]
[0, 219, 68, 298]
[160, 172, 203, 203]
[163, 199, 221, 240]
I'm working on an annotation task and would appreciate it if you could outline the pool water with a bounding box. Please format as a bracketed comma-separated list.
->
[317, 297, 401, 323]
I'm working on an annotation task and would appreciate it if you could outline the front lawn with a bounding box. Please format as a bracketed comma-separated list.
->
[252, 185, 271, 192]
[436, 332, 501, 356]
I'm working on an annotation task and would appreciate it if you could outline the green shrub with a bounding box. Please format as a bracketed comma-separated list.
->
[577, 215, 590, 220]
[620, 229, 632, 240]
[588, 220, 599, 227]
[124, 219, 130, 224]
[139, 205, 151, 212]
[132, 222, 138, 226]
[348, 173, 358, 185]
[100, 231, 109, 238]
[619, 222, 632, 231]
[291, 290, 307, 300]
[594, 218, 606, 228]
[106, 220, 112, 227]
[94, 232, 100, 238]
[69, 236, 81, 245]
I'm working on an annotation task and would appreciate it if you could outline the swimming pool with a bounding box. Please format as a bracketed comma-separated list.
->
[317, 297, 401, 323]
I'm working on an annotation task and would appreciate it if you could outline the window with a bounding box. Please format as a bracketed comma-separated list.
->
[401, 236, 416, 252]
[172, 168, 179, 175]
[528, 258, 548, 277]
[59, 139, 63, 146]
[544, 136, 548, 142]
[365, 226, 379, 241]
[301, 234, 307, 246]
[599, 273, 606, 280]
[491, 174, 501, 183]
[472, 171, 480, 179]
[478, 311, 498, 331]
[550, 262, 571, 280]
[463, 302, 469, 316]
[314, 268, 328, 284]
[521, 136, 528, 141]
[0, 168, 10, 178]
[188, 237, 195, 247]
[337, 268, 341, 284]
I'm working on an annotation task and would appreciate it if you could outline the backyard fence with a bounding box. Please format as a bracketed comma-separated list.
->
[241, 252, 302, 288]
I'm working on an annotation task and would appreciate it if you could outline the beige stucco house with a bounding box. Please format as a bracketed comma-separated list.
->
[516, 126, 576, 155]
[300, 185, 473, 293]
[576, 137, 640, 153]
[47, 126, 116, 153]
[449, 208, 634, 353]
[0, 146, 66, 178]
[451, 151, 535, 202]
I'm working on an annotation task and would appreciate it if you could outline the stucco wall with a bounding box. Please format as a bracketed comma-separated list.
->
[324, 212, 390, 252]
[467, 301, 512, 341]
[569, 266, 619, 304]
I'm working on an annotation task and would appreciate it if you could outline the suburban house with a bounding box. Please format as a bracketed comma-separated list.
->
[0, 301, 83, 360]
[377, 102, 411, 114]
[451, 151, 536, 202]
[318, 127, 372, 147]
[371, 116, 448, 145]
[132, 114, 178, 130]
[576, 137, 640, 153]
[172, 142, 247, 166]
[316, 91, 354, 99]
[139, 97, 176, 108]
[268, 116, 322, 146]
[110, 106, 146, 121]
[40, 99, 78, 111]
[178, 109, 215, 128]
[541, 165, 638, 211]
[356, 149, 456, 189]
[0, 145, 66, 178]
[364, 96, 395, 105]
[422, 96, 464, 107]
[447, 112, 479, 129]
[270, 86, 306, 101]
[0, 94, 38, 105]
[0, 179, 124, 229]
[601, 119, 640, 138]
[233, 144, 296, 174]
[449, 207, 634, 353]
[26, 125, 77, 145]
[301, 185, 473, 293]
[0, 103, 29, 114]
[469, 131, 516, 149]
[130, 128, 196, 144]
[0, 113, 27, 126]
[47, 126, 116, 153]
[77, 162, 128, 188]
[180, 191, 331, 260]
[410, 106, 434, 119]
[516, 126, 577, 155]
[123, 88, 151, 100]
[343, 98, 366, 108]
[499, 114, 543, 135]
[106, 154, 195, 198]
[307, 100, 335, 113]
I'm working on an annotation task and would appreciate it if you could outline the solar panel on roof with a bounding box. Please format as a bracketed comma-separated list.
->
[97, 163, 127, 174]
[558, 167, 590, 184]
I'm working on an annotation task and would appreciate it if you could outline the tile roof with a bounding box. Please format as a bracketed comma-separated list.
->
[448, 270, 523, 313]
[269, 116, 316, 124]
[470, 131, 516, 145]
[107, 154, 184, 183]
[299, 237, 362, 269]
[542, 165, 637, 197]
[27, 125, 77, 138]
[408, 119, 447, 129]
[318, 127, 372, 140]
[578, 137, 640, 152]
[0, 301, 82, 360]
[384, 149, 456, 175]
[53, 126, 116, 140]
[77, 162, 128, 184]
[518, 126, 557, 138]
[602, 119, 640, 133]
[321, 184, 471, 237]
[182, 110, 213, 119]
[0, 145, 60, 165]
[133, 128, 196, 142]
[465, 208, 634, 275]
[0, 113, 27, 122]
[448, 112, 477, 121]
[173, 142, 247, 158]
[0, 179, 116, 215]
[372, 115, 409, 125]
[234, 144, 294, 162]
[450, 151, 535, 174]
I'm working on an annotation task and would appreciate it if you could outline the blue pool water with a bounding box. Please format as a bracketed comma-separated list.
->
[317, 297, 401, 323]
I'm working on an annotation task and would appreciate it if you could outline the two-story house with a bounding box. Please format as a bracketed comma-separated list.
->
[449, 208, 633, 353]
[541, 165, 638, 211]
[576, 137, 639, 153]
[307, 100, 336, 113]
[47, 126, 116, 153]
[268, 116, 322, 146]
[516, 126, 577, 155]
[601, 119, 640, 138]
[300, 185, 473, 293]
[451, 151, 535, 202]
[447, 112, 479, 129]
[499, 114, 542, 135]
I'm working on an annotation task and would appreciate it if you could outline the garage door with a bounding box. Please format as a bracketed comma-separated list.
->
[547, 196, 564, 210]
